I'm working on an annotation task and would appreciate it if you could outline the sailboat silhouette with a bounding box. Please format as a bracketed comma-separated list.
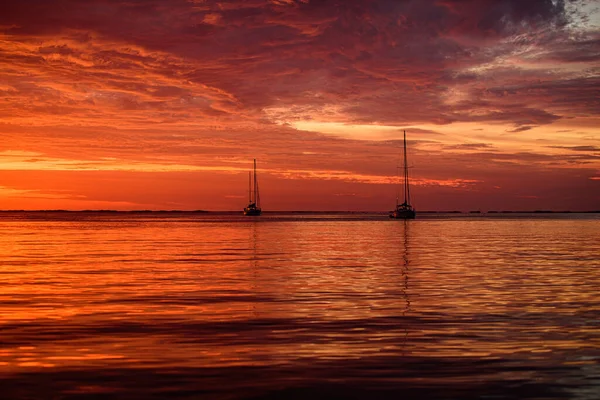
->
[243, 159, 262, 216]
[390, 130, 416, 219]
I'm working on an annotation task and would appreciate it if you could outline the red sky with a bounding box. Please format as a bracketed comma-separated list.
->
[0, 0, 599, 211]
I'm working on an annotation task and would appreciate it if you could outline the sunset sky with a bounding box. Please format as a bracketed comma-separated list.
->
[1, 0, 599, 211]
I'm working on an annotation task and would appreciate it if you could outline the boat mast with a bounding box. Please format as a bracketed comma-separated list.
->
[403, 130, 411, 205]
[253, 159, 258, 206]
[395, 163, 400, 208]
[256, 176, 261, 209]
[247, 171, 251, 204]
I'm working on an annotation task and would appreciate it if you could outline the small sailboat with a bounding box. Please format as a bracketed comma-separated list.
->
[243, 159, 262, 216]
[390, 130, 416, 219]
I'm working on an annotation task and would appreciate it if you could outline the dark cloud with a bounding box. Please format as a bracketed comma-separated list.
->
[548, 145, 600, 151]
[439, 0, 569, 36]
[444, 143, 495, 150]
[1, 0, 595, 127]
[507, 126, 535, 133]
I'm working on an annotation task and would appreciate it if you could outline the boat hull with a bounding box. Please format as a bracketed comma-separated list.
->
[243, 207, 262, 216]
[389, 209, 416, 219]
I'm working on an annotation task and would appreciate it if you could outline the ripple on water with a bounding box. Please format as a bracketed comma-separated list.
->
[0, 213, 599, 399]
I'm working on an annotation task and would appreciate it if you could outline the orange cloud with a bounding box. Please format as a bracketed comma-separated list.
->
[0, 0, 598, 210]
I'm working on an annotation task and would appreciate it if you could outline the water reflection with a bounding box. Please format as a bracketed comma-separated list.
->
[399, 220, 411, 356]
[401, 220, 411, 316]
[0, 213, 598, 399]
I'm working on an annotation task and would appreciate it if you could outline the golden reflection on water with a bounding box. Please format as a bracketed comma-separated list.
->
[0, 213, 599, 396]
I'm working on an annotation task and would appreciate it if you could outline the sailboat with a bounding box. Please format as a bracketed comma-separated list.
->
[243, 159, 262, 216]
[390, 130, 416, 219]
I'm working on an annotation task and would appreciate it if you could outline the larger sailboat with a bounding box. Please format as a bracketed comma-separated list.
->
[390, 130, 416, 219]
[243, 159, 262, 216]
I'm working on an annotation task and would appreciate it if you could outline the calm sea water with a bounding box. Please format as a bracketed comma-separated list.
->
[1, 212, 599, 399]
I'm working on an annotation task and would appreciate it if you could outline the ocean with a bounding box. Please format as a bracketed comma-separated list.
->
[1, 212, 599, 399]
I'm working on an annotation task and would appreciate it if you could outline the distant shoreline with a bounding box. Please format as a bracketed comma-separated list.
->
[1, 210, 599, 214]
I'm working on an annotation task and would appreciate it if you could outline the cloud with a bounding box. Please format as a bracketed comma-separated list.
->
[1, 0, 597, 129]
[547, 145, 600, 152]
[439, 0, 569, 35]
[0, 0, 598, 210]
[507, 126, 535, 133]
[444, 143, 495, 150]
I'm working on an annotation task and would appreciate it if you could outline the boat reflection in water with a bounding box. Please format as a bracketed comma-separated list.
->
[398, 220, 412, 355]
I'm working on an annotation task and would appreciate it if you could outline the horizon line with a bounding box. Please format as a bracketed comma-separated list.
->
[1, 209, 599, 214]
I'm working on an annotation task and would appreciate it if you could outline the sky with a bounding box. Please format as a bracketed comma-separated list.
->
[0, 0, 599, 211]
